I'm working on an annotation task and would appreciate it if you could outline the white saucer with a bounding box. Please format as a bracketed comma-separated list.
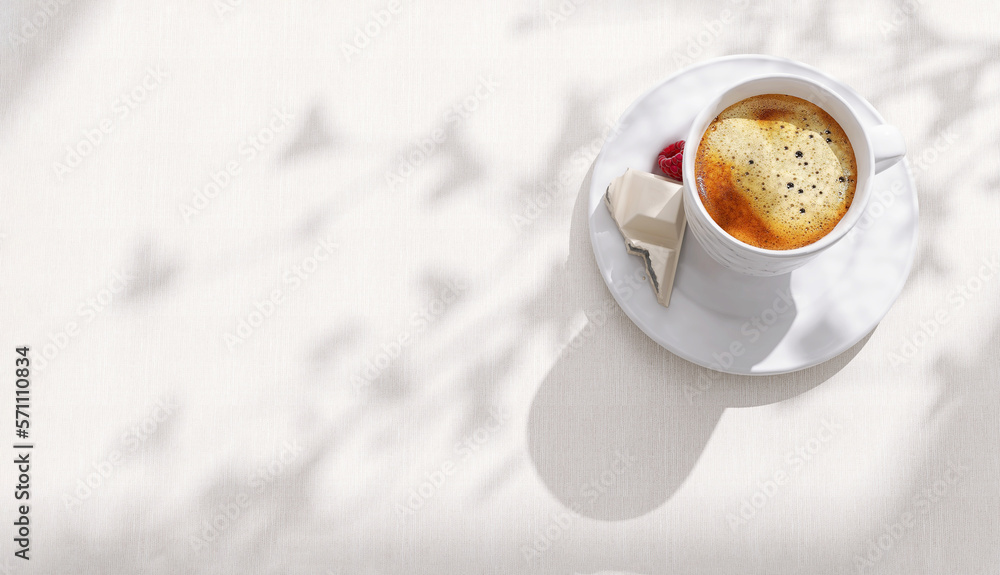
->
[589, 55, 918, 375]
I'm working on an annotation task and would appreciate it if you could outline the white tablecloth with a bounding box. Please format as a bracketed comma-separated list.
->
[2, 0, 998, 573]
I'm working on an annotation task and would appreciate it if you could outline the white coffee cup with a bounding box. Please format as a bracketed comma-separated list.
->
[681, 74, 906, 276]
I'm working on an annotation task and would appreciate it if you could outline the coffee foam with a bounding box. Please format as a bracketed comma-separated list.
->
[694, 94, 857, 250]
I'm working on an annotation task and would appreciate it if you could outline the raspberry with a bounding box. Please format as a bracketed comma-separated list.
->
[657, 140, 684, 182]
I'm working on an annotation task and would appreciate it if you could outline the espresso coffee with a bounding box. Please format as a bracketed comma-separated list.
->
[694, 94, 857, 250]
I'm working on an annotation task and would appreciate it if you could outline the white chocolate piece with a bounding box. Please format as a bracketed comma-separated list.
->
[604, 169, 686, 307]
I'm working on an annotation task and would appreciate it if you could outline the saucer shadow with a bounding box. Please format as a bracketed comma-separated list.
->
[669, 221, 798, 372]
[526, 163, 872, 521]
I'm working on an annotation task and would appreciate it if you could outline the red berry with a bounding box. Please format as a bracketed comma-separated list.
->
[657, 140, 685, 182]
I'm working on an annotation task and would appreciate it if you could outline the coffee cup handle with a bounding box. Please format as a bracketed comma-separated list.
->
[870, 124, 907, 175]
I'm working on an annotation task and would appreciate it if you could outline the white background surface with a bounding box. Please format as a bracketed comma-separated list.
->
[1, 0, 998, 573]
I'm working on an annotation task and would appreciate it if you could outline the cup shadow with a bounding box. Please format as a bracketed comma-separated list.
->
[526, 162, 872, 521]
